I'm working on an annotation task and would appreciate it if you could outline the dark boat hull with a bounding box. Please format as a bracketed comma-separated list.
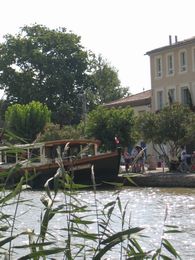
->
[1, 149, 121, 189]
[71, 151, 121, 185]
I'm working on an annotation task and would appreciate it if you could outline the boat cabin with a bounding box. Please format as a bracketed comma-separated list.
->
[0, 139, 101, 167]
[0, 143, 43, 167]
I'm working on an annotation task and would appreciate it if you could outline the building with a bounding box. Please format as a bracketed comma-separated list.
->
[103, 35, 195, 166]
[146, 35, 195, 112]
[103, 89, 151, 114]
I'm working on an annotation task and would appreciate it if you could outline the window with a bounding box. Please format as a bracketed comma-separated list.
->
[167, 54, 174, 75]
[168, 89, 175, 104]
[6, 151, 16, 163]
[155, 56, 162, 77]
[29, 148, 41, 162]
[192, 47, 195, 71]
[0, 151, 6, 163]
[18, 149, 28, 161]
[179, 50, 187, 72]
[181, 87, 192, 106]
[157, 90, 163, 110]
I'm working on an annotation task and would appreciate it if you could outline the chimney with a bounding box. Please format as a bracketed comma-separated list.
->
[169, 35, 172, 45]
[175, 35, 178, 43]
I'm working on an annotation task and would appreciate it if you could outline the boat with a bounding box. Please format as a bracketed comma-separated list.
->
[0, 139, 121, 189]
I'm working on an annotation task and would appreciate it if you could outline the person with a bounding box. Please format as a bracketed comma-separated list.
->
[130, 146, 138, 172]
[123, 148, 131, 172]
[131, 145, 145, 173]
[140, 141, 147, 160]
[178, 146, 190, 173]
[136, 146, 146, 173]
[114, 136, 120, 147]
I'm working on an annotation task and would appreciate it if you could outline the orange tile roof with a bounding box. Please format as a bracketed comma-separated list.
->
[103, 89, 151, 108]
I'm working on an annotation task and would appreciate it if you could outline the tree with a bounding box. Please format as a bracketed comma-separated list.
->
[0, 25, 128, 125]
[5, 101, 51, 143]
[85, 106, 138, 150]
[137, 104, 195, 167]
[85, 55, 129, 111]
[0, 24, 88, 124]
[37, 122, 84, 141]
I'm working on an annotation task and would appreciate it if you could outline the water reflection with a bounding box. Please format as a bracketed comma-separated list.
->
[3, 187, 195, 259]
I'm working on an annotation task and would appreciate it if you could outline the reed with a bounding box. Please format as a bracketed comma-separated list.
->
[0, 147, 182, 259]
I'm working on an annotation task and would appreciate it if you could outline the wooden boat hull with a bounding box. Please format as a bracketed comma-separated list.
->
[70, 151, 121, 185]
[0, 149, 121, 189]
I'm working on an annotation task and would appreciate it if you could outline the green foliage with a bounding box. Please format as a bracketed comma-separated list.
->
[0, 24, 88, 125]
[138, 104, 195, 145]
[137, 111, 158, 144]
[85, 106, 138, 150]
[137, 104, 195, 166]
[0, 24, 128, 125]
[37, 122, 84, 141]
[0, 99, 9, 125]
[5, 101, 51, 143]
[86, 55, 129, 110]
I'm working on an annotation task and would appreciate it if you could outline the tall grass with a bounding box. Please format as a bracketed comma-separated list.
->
[0, 147, 182, 259]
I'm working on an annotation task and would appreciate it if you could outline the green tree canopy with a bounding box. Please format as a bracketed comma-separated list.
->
[85, 55, 129, 110]
[137, 104, 195, 166]
[0, 24, 128, 125]
[0, 24, 88, 124]
[5, 101, 51, 143]
[37, 122, 84, 141]
[85, 106, 138, 150]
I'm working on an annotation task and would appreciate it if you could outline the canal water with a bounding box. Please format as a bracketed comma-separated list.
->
[3, 187, 195, 259]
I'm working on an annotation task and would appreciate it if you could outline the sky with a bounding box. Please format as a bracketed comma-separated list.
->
[1, 0, 195, 94]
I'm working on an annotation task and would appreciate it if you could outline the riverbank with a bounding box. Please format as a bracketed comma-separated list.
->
[117, 167, 195, 188]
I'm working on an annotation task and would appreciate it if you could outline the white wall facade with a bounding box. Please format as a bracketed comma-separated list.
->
[147, 37, 195, 112]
